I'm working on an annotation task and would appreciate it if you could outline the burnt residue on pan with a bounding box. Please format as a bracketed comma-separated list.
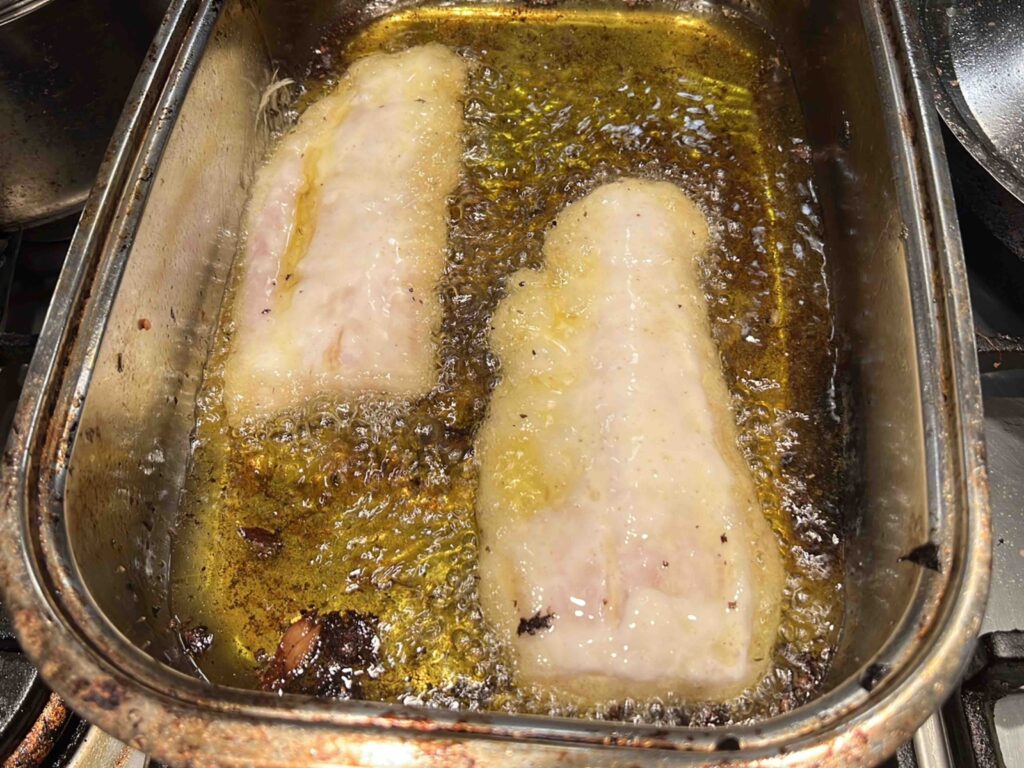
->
[261, 610, 381, 699]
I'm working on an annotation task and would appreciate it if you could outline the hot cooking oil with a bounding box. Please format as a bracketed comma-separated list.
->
[171, 3, 844, 725]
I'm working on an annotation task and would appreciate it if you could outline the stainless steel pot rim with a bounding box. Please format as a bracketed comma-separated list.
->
[921, 0, 1024, 205]
[0, 0, 990, 764]
[0, 0, 54, 26]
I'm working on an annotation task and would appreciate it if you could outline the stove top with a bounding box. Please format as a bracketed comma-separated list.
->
[0, 98, 1020, 768]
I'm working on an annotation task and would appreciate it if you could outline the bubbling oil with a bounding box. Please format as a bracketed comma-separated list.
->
[171, 4, 844, 725]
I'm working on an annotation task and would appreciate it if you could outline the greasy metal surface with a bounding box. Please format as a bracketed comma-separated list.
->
[0, 0, 166, 229]
[0, 0, 990, 766]
[62, 0, 270, 659]
[920, 0, 1024, 206]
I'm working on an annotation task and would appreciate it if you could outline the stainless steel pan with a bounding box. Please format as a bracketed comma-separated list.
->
[0, 0, 990, 765]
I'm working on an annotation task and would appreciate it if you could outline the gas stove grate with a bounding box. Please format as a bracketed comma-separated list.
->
[0, 219, 88, 768]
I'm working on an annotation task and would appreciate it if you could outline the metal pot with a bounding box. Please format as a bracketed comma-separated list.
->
[0, 0, 990, 765]
[0, 0, 166, 229]
[919, 0, 1024, 257]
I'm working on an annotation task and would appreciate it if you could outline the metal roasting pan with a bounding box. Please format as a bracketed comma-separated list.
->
[0, 0, 991, 765]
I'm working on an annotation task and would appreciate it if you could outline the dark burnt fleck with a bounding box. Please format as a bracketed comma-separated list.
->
[720, 533, 728, 543]
[517, 611, 555, 636]
[899, 542, 941, 572]
[238, 526, 283, 559]
[715, 735, 741, 751]
[670, 706, 691, 727]
[182, 625, 214, 656]
[604, 702, 624, 721]
[859, 662, 890, 692]
[702, 703, 731, 727]
[78, 679, 123, 711]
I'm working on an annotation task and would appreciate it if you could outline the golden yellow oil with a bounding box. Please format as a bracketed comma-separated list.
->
[171, 3, 844, 725]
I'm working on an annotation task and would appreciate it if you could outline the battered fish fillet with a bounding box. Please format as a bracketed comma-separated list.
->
[223, 45, 466, 421]
[476, 179, 784, 701]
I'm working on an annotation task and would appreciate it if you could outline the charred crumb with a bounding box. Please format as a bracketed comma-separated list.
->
[517, 611, 555, 636]
[182, 625, 214, 656]
[116, 353, 124, 373]
[727, 600, 737, 610]
[720, 533, 728, 543]
[899, 542, 941, 572]
[238, 526, 283, 559]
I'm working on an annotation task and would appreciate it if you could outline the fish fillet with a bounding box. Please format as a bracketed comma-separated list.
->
[223, 45, 467, 421]
[476, 179, 784, 701]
